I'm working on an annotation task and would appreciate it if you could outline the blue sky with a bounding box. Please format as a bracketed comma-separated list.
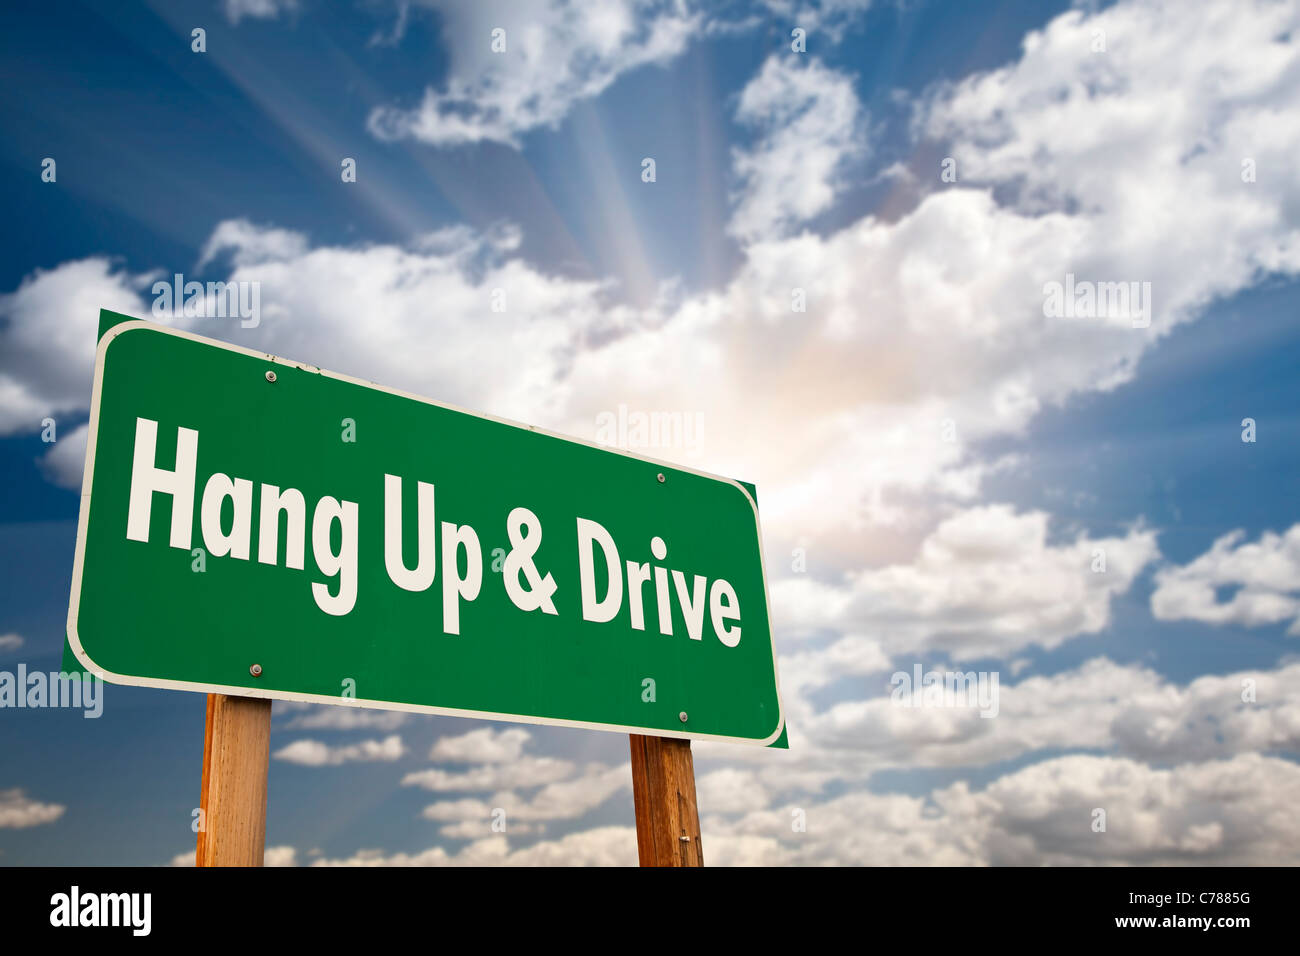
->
[1, 0, 1298, 865]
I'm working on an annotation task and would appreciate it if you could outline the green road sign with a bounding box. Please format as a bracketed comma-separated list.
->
[67, 312, 785, 745]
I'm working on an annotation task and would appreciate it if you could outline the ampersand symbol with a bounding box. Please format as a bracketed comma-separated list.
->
[502, 507, 558, 614]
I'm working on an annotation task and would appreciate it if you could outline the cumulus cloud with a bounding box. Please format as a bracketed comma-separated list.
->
[276, 702, 410, 732]
[850, 505, 1158, 659]
[406, 727, 628, 832]
[310, 826, 637, 866]
[286, 751, 1300, 865]
[697, 767, 771, 815]
[0, 634, 24, 653]
[774, 633, 890, 725]
[0, 788, 65, 829]
[787, 657, 1300, 772]
[436, 818, 542, 839]
[173, 220, 612, 430]
[776, 505, 1158, 663]
[0, 257, 150, 435]
[420, 763, 630, 825]
[427, 727, 533, 763]
[198, 218, 310, 269]
[728, 56, 864, 242]
[273, 735, 406, 766]
[1151, 525, 1300, 634]
[922, 0, 1300, 310]
[957, 753, 1300, 865]
[368, 0, 700, 147]
[705, 752, 1300, 865]
[37, 423, 88, 491]
[402, 757, 577, 792]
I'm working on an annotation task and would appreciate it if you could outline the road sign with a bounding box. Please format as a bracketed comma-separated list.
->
[68, 312, 785, 745]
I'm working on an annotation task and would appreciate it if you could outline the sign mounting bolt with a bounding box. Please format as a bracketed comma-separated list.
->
[250, 664, 263, 677]
[265, 370, 277, 383]
[657, 473, 665, 483]
[679, 711, 688, 722]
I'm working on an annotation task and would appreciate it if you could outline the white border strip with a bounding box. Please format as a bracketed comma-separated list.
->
[66, 317, 786, 747]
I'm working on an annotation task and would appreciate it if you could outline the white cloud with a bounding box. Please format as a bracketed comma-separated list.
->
[705, 752, 1300, 865]
[728, 56, 864, 242]
[306, 752, 1300, 866]
[170, 845, 298, 866]
[273, 734, 406, 766]
[0, 634, 23, 652]
[0, 789, 65, 828]
[224, 0, 298, 26]
[1151, 525, 1300, 634]
[923, 0, 1300, 302]
[198, 218, 310, 269]
[173, 222, 611, 429]
[0, 257, 150, 435]
[434, 818, 542, 839]
[402, 756, 577, 792]
[279, 704, 410, 732]
[264, 845, 299, 866]
[697, 767, 771, 815]
[777, 505, 1158, 663]
[956, 753, 1300, 865]
[37, 423, 88, 491]
[368, 0, 701, 147]
[499, 763, 630, 821]
[417, 797, 493, 823]
[406, 727, 627, 830]
[790, 657, 1300, 771]
[695, 651, 1300, 819]
[761, 1, 873, 41]
[170, 644, 1300, 865]
[779, 632, 890, 687]
[420, 763, 629, 823]
[310, 826, 637, 866]
[428, 727, 532, 763]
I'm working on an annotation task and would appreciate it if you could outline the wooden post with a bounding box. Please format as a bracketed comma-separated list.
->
[629, 734, 703, 866]
[196, 693, 272, 867]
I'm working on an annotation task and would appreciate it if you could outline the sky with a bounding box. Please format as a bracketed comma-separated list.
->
[1, 0, 1299, 866]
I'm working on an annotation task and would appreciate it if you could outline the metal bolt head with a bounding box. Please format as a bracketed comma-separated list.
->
[657, 473, 666, 483]
[265, 370, 277, 383]
[678, 711, 688, 722]
[250, 664, 263, 677]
